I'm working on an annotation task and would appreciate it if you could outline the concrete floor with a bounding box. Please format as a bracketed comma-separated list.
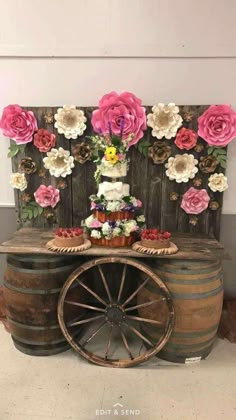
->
[0, 327, 236, 420]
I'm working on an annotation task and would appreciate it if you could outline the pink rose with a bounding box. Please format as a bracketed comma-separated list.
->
[136, 199, 142, 208]
[0, 105, 38, 145]
[34, 129, 56, 152]
[34, 185, 60, 208]
[91, 91, 147, 146]
[198, 105, 236, 147]
[181, 187, 210, 215]
[175, 128, 197, 150]
[90, 220, 102, 228]
[91, 201, 96, 210]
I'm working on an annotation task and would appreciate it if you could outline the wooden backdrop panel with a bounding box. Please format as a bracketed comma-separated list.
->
[11, 106, 226, 239]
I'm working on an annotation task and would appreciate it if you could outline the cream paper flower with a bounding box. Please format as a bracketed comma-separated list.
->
[54, 105, 87, 139]
[208, 173, 228, 192]
[43, 147, 75, 178]
[91, 229, 102, 239]
[147, 103, 183, 139]
[165, 154, 198, 183]
[10, 173, 27, 191]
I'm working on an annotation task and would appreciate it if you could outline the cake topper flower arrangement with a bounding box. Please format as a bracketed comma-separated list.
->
[89, 91, 147, 183]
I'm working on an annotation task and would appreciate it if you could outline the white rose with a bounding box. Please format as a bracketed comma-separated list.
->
[208, 173, 228, 192]
[102, 222, 112, 237]
[85, 215, 96, 228]
[10, 173, 27, 191]
[106, 201, 122, 212]
[91, 229, 101, 239]
[137, 215, 145, 223]
[113, 227, 122, 237]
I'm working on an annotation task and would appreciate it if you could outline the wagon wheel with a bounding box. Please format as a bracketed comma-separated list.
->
[58, 257, 174, 368]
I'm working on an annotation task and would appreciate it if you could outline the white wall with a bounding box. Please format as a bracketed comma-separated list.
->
[0, 0, 236, 212]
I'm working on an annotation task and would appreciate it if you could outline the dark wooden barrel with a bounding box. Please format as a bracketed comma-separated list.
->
[137, 259, 223, 363]
[3, 254, 83, 356]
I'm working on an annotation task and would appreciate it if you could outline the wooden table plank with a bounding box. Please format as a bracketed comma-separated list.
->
[0, 228, 229, 260]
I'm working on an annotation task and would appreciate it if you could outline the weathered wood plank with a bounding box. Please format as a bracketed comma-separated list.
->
[0, 228, 229, 260]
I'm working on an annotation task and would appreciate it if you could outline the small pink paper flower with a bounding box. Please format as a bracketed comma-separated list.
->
[198, 105, 236, 147]
[181, 187, 210, 215]
[0, 105, 38, 145]
[91, 91, 147, 146]
[90, 220, 102, 228]
[175, 128, 197, 150]
[34, 129, 56, 152]
[90, 201, 96, 210]
[34, 185, 60, 208]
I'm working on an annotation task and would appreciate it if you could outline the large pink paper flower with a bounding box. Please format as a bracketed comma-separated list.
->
[34, 185, 60, 208]
[198, 105, 236, 147]
[91, 91, 147, 146]
[181, 187, 210, 214]
[0, 105, 38, 145]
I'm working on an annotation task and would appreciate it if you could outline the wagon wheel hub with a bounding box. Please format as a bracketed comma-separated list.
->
[106, 305, 125, 325]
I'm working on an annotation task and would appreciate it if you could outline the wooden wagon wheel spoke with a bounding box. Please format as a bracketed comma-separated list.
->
[123, 322, 154, 347]
[76, 279, 107, 307]
[81, 321, 107, 348]
[58, 257, 174, 368]
[122, 276, 149, 308]
[119, 328, 134, 360]
[65, 300, 106, 313]
[117, 264, 127, 303]
[67, 314, 104, 327]
[97, 265, 112, 303]
[104, 325, 113, 360]
[125, 298, 166, 312]
[126, 315, 166, 326]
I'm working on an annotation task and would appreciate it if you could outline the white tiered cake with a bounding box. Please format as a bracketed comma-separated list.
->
[84, 164, 145, 247]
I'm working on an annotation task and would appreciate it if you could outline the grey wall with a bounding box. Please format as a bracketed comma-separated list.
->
[0, 208, 235, 297]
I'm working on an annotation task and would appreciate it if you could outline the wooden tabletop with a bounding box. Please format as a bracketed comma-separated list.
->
[0, 228, 229, 260]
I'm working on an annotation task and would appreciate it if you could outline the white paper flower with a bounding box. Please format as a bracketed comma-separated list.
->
[54, 105, 87, 139]
[85, 215, 96, 228]
[147, 103, 183, 139]
[91, 229, 102, 239]
[10, 173, 27, 191]
[208, 173, 228, 192]
[43, 147, 75, 178]
[165, 154, 198, 183]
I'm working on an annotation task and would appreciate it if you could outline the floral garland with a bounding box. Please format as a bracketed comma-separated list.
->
[0, 96, 236, 226]
[83, 214, 145, 240]
[89, 194, 142, 213]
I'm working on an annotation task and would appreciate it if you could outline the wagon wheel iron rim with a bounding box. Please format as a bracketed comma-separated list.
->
[58, 257, 174, 368]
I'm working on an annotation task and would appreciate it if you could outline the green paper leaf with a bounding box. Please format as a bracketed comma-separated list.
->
[220, 161, 227, 169]
[33, 207, 38, 218]
[38, 207, 44, 215]
[207, 147, 214, 154]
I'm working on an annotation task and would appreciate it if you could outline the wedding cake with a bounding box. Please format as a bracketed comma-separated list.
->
[84, 160, 145, 247]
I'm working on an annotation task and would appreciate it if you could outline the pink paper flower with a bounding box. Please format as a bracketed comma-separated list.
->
[198, 105, 236, 147]
[181, 187, 210, 215]
[34, 129, 56, 152]
[174, 128, 197, 150]
[0, 105, 38, 145]
[90, 220, 102, 228]
[91, 91, 147, 146]
[90, 201, 96, 210]
[34, 185, 60, 208]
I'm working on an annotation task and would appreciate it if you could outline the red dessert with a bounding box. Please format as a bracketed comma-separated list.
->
[54, 227, 84, 247]
[141, 229, 171, 249]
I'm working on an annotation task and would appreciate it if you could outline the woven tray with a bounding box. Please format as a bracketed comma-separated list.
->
[132, 241, 178, 255]
[46, 239, 91, 253]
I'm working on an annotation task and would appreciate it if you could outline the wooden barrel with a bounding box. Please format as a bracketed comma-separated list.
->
[3, 254, 83, 356]
[137, 259, 223, 363]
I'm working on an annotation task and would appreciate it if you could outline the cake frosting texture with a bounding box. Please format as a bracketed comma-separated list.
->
[97, 181, 130, 200]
